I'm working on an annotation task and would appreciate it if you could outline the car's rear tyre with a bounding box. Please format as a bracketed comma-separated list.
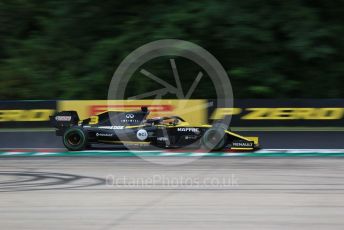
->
[201, 128, 227, 151]
[63, 127, 88, 151]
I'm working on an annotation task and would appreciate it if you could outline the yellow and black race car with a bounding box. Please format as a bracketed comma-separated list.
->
[50, 107, 259, 151]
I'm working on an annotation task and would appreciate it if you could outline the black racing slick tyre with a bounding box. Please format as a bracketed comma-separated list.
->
[63, 127, 88, 151]
[201, 128, 227, 151]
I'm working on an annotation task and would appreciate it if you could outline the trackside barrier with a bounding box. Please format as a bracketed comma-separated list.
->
[0, 100, 56, 128]
[209, 99, 344, 127]
[1, 99, 344, 128]
[58, 100, 207, 125]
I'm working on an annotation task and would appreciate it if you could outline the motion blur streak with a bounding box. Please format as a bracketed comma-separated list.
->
[1, 158, 344, 230]
[0, 131, 343, 149]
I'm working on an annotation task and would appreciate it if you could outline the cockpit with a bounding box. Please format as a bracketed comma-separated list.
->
[144, 116, 187, 126]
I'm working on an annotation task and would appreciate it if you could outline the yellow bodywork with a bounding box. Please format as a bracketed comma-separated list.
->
[245, 136, 259, 146]
[224, 130, 259, 147]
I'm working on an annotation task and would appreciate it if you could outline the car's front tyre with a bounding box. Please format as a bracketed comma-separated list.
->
[201, 128, 227, 151]
[63, 127, 88, 151]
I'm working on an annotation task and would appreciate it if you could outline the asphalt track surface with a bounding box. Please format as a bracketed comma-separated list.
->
[1, 157, 344, 230]
[0, 130, 343, 149]
[1, 131, 344, 229]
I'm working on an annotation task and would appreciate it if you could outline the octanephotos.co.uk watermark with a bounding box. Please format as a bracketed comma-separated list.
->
[105, 174, 239, 188]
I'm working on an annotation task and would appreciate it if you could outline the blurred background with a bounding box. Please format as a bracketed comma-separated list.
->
[2, 3, 344, 230]
[1, 0, 344, 144]
[1, 0, 343, 99]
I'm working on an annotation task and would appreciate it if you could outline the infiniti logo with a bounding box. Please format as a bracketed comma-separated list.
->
[126, 114, 134, 119]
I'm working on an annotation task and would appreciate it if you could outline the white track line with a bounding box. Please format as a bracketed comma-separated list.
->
[1, 152, 28, 155]
[34, 152, 58, 156]
[1, 149, 344, 153]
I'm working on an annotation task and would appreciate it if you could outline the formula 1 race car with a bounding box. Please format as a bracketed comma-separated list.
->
[50, 107, 259, 151]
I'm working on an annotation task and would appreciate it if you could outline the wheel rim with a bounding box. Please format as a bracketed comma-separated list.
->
[66, 132, 82, 146]
[207, 130, 222, 145]
[202, 129, 226, 150]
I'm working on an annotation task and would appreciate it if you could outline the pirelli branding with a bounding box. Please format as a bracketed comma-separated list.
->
[59, 100, 207, 125]
[211, 107, 344, 120]
[2, 99, 344, 128]
[0, 101, 57, 128]
[0, 109, 55, 122]
[208, 99, 344, 127]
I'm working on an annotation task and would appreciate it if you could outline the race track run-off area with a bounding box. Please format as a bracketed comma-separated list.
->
[1, 130, 344, 230]
[1, 157, 344, 230]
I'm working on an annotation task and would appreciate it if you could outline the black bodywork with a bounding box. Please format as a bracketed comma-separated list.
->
[50, 107, 259, 151]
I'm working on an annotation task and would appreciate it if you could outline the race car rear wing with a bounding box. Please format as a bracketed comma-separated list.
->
[50, 111, 80, 135]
